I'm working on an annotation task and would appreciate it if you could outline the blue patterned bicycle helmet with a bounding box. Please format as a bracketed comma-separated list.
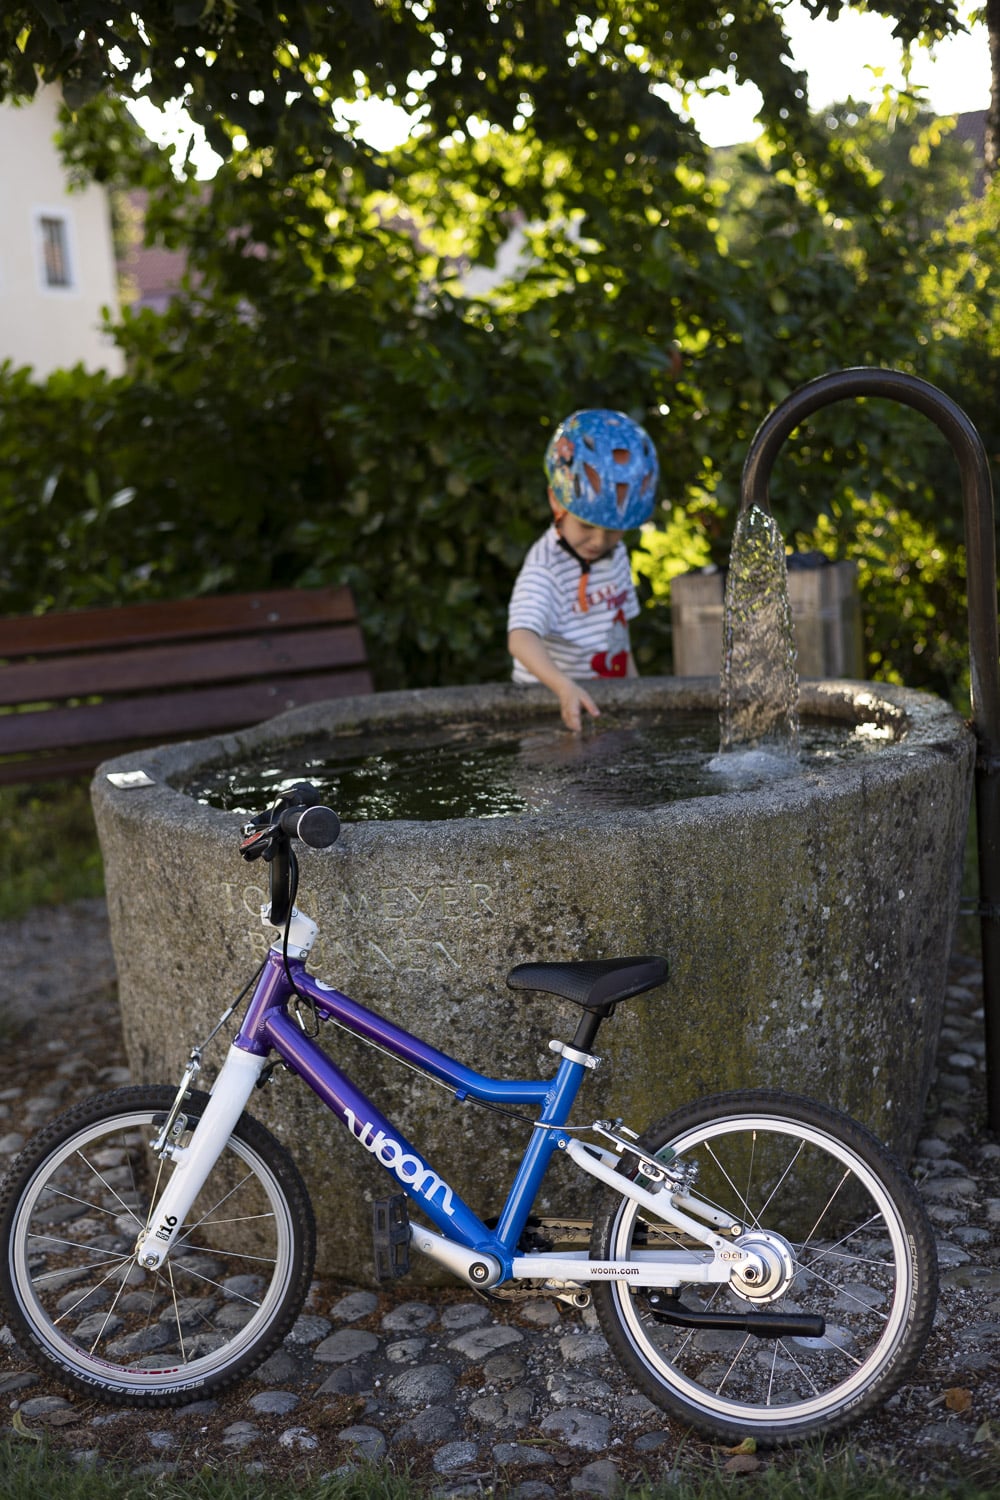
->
[544, 409, 658, 530]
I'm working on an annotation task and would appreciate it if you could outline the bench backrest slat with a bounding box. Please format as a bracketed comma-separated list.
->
[0, 587, 373, 781]
[0, 623, 368, 706]
[0, 672, 373, 755]
[0, 587, 360, 657]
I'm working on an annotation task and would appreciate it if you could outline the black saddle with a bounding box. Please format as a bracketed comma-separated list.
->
[506, 956, 668, 1019]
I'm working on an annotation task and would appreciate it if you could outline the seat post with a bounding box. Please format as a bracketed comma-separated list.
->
[570, 1006, 609, 1054]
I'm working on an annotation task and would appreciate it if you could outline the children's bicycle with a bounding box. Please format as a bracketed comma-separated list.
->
[0, 783, 937, 1444]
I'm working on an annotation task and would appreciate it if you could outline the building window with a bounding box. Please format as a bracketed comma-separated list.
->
[36, 212, 74, 289]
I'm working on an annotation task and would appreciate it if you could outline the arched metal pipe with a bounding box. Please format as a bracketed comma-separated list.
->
[739, 367, 1000, 1130]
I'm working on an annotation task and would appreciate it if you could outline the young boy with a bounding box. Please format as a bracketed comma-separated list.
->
[508, 408, 659, 731]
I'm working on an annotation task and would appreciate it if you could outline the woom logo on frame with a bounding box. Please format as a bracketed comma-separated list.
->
[342, 1106, 456, 1217]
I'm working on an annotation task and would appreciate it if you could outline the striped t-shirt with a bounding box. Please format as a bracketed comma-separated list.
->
[508, 525, 640, 684]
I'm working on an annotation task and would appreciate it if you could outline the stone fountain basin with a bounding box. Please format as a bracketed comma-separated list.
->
[92, 677, 974, 1282]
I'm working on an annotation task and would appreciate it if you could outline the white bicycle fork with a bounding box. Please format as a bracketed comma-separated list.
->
[133, 1044, 266, 1272]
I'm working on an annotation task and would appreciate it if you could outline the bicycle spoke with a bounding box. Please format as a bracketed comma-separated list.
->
[3, 1090, 311, 1401]
[592, 1094, 935, 1442]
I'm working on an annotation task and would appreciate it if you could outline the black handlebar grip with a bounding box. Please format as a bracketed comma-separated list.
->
[279, 803, 341, 848]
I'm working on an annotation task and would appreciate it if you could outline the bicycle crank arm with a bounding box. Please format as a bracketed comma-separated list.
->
[643, 1290, 825, 1340]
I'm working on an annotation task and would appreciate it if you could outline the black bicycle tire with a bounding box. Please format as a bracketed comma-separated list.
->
[0, 1084, 316, 1407]
[590, 1088, 937, 1445]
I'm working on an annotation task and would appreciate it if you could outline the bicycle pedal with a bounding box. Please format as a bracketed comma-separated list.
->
[372, 1193, 411, 1281]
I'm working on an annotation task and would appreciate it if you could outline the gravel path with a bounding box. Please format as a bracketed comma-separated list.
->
[0, 901, 998, 1494]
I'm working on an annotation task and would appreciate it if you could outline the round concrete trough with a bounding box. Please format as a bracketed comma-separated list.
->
[92, 677, 974, 1281]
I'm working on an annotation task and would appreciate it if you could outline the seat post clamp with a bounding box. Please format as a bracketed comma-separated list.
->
[549, 1039, 600, 1069]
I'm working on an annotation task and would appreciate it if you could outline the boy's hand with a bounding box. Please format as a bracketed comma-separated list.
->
[558, 682, 599, 733]
[508, 627, 600, 733]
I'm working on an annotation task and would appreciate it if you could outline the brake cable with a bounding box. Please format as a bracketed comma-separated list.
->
[280, 842, 323, 1037]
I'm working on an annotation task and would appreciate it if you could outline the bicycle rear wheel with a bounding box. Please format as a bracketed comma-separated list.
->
[591, 1090, 936, 1444]
[0, 1085, 316, 1406]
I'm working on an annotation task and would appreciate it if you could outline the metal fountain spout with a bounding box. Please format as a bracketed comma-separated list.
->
[739, 367, 1000, 1132]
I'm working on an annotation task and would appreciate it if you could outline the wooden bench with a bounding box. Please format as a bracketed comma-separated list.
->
[0, 587, 373, 783]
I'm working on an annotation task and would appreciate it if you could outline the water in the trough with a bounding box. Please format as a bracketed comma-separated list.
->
[185, 711, 894, 822]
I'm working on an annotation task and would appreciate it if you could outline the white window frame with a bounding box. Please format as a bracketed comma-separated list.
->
[33, 207, 78, 293]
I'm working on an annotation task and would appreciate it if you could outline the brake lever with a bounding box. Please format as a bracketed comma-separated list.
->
[240, 824, 276, 861]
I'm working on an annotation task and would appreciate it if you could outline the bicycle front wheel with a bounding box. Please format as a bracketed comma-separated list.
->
[0, 1085, 316, 1406]
[591, 1090, 936, 1444]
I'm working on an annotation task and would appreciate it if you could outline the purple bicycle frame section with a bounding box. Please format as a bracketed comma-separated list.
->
[232, 950, 590, 1270]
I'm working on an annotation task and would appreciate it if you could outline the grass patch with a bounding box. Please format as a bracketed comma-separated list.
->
[2, 1438, 1000, 1500]
[2, 1442, 417, 1500]
[0, 778, 104, 921]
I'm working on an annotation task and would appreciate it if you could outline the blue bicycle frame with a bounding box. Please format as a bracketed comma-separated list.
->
[233, 947, 591, 1281]
[134, 918, 749, 1292]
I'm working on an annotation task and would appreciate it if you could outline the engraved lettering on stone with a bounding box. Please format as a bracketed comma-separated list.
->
[472, 884, 496, 917]
[243, 884, 266, 917]
[402, 886, 434, 919]
[430, 940, 460, 969]
[367, 940, 396, 972]
[238, 879, 497, 973]
[380, 888, 406, 920]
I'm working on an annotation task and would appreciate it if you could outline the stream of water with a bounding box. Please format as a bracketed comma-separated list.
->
[719, 505, 800, 756]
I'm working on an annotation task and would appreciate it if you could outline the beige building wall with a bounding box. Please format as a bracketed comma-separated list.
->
[0, 87, 123, 377]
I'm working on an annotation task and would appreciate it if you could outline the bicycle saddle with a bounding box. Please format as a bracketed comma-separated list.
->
[506, 956, 668, 1016]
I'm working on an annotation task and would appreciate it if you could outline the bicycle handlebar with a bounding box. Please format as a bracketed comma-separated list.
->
[277, 802, 341, 849]
[239, 784, 340, 928]
[240, 783, 341, 858]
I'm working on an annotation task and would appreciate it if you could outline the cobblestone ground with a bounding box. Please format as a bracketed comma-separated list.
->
[0, 902, 998, 1495]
